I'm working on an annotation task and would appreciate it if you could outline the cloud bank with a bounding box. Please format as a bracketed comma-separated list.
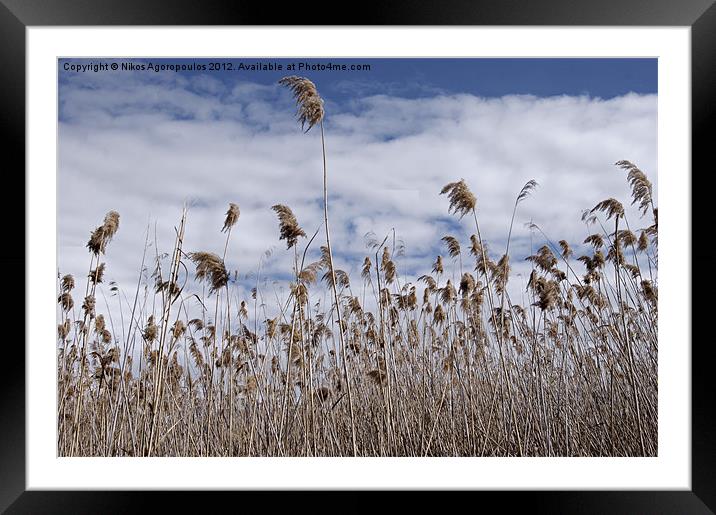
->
[58, 68, 657, 313]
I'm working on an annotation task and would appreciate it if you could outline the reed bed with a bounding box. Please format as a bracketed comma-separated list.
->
[57, 78, 657, 457]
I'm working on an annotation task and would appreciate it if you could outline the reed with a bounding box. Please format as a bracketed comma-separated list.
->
[56, 82, 658, 457]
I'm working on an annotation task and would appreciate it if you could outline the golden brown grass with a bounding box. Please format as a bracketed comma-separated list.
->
[56, 78, 657, 457]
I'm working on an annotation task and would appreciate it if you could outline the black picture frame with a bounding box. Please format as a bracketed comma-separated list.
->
[2, 1, 713, 512]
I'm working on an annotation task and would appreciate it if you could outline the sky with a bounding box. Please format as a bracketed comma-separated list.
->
[57, 57, 658, 317]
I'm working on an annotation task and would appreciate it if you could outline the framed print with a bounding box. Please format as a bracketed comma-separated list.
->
[2, 0, 714, 512]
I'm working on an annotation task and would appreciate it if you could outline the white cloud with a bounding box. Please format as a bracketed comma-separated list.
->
[58, 70, 657, 319]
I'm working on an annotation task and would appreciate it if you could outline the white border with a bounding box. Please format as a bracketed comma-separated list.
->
[27, 27, 690, 490]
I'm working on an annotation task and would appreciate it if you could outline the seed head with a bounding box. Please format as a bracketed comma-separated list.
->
[61, 274, 75, 293]
[440, 179, 476, 219]
[87, 211, 120, 255]
[271, 204, 306, 249]
[616, 160, 653, 216]
[188, 251, 229, 293]
[278, 76, 325, 132]
[88, 263, 106, 285]
[591, 198, 624, 220]
[441, 236, 461, 259]
[222, 203, 240, 233]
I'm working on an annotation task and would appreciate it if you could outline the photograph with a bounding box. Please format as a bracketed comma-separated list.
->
[56, 57, 658, 458]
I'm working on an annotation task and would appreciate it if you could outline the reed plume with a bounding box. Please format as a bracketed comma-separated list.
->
[440, 179, 476, 219]
[188, 251, 229, 293]
[441, 236, 461, 259]
[278, 76, 324, 132]
[87, 211, 120, 255]
[58, 292, 74, 311]
[271, 204, 306, 249]
[222, 203, 240, 233]
[61, 274, 75, 292]
[615, 160, 653, 216]
[591, 198, 624, 220]
[88, 263, 106, 284]
[558, 240, 573, 259]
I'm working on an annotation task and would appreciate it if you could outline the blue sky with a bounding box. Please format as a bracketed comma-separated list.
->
[60, 58, 657, 115]
[58, 58, 657, 313]
[166, 57, 657, 98]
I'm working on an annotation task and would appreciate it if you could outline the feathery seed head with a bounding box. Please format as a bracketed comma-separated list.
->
[61, 274, 75, 293]
[492, 254, 510, 294]
[143, 316, 158, 342]
[591, 198, 624, 220]
[459, 272, 476, 297]
[418, 274, 437, 291]
[89, 263, 106, 285]
[584, 234, 604, 249]
[271, 204, 306, 249]
[558, 240, 573, 259]
[616, 160, 653, 216]
[441, 235, 461, 259]
[361, 256, 372, 282]
[637, 231, 649, 252]
[58, 292, 74, 311]
[440, 179, 476, 219]
[516, 179, 538, 203]
[526, 245, 557, 273]
[469, 234, 482, 258]
[188, 251, 229, 293]
[432, 255, 444, 275]
[82, 295, 96, 318]
[222, 203, 240, 233]
[278, 76, 325, 132]
[87, 211, 120, 255]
